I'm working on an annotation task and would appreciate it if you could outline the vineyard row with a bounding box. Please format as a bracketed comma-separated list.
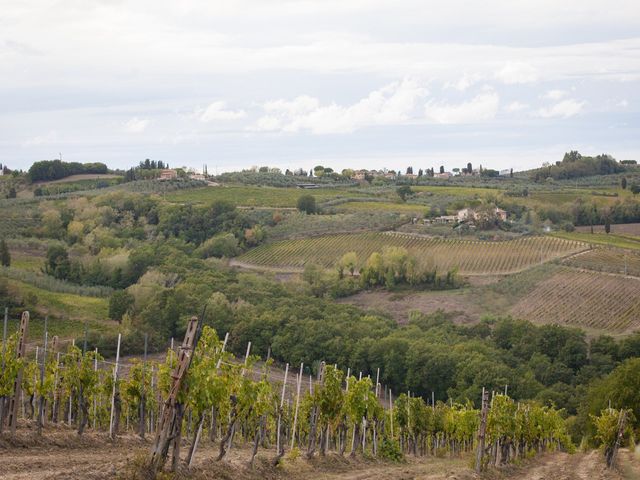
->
[240, 233, 587, 274]
[1, 311, 573, 476]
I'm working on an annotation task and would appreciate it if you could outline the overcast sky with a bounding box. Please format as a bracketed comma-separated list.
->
[1, 0, 639, 173]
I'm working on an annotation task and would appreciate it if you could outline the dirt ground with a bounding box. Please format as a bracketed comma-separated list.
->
[336, 288, 484, 325]
[3, 426, 637, 480]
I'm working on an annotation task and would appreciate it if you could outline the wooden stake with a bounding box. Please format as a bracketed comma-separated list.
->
[276, 363, 289, 454]
[475, 387, 489, 473]
[215, 332, 229, 369]
[0, 307, 7, 432]
[93, 348, 98, 430]
[37, 316, 48, 434]
[149, 315, 203, 473]
[290, 362, 303, 451]
[109, 333, 121, 439]
[241, 341, 251, 377]
[8, 311, 29, 435]
[389, 389, 394, 438]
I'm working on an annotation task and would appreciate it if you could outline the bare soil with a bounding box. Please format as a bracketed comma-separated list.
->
[1, 427, 638, 480]
[336, 289, 483, 325]
[575, 223, 640, 237]
[37, 174, 121, 185]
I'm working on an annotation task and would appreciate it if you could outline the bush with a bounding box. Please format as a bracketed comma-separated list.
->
[197, 233, 240, 258]
[109, 290, 135, 322]
[297, 194, 317, 214]
[379, 438, 404, 462]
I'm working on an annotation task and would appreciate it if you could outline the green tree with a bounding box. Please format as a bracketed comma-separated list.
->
[336, 252, 358, 278]
[197, 233, 239, 258]
[630, 184, 640, 195]
[584, 358, 640, 430]
[45, 244, 71, 279]
[0, 238, 10, 267]
[297, 194, 317, 214]
[108, 290, 134, 322]
[396, 185, 413, 202]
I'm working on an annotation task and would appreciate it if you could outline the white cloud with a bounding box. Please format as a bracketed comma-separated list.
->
[123, 117, 149, 133]
[542, 89, 567, 101]
[444, 73, 483, 91]
[254, 78, 427, 134]
[22, 130, 59, 146]
[495, 62, 539, 84]
[536, 99, 585, 118]
[199, 101, 246, 122]
[617, 99, 629, 108]
[425, 91, 500, 124]
[505, 101, 529, 113]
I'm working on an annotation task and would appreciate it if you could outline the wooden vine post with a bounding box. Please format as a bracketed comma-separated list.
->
[290, 362, 304, 451]
[149, 315, 202, 474]
[0, 307, 8, 433]
[109, 333, 122, 439]
[475, 387, 489, 473]
[37, 316, 48, 434]
[7, 311, 29, 435]
[307, 361, 325, 459]
[275, 362, 289, 460]
[607, 409, 627, 469]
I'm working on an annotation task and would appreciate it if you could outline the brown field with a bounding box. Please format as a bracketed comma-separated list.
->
[1, 426, 636, 480]
[37, 174, 121, 184]
[510, 268, 640, 333]
[562, 248, 640, 277]
[575, 223, 640, 236]
[336, 288, 484, 325]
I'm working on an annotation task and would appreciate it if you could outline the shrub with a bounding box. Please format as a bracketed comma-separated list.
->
[379, 438, 404, 462]
[109, 290, 135, 322]
[197, 233, 240, 258]
[297, 194, 317, 214]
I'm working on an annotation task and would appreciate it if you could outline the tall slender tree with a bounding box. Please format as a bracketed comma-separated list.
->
[0, 238, 10, 267]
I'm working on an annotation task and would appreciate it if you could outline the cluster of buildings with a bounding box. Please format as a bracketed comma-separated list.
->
[424, 207, 508, 225]
[351, 169, 399, 181]
[158, 168, 208, 182]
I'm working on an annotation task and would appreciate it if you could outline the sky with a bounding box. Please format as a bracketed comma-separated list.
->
[1, 0, 639, 174]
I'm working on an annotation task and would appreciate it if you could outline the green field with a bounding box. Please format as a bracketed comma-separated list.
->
[5, 279, 115, 339]
[333, 200, 428, 214]
[238, 232, 587, 274]
[410, 185, 500, 196]
[166, 185, 366, 207]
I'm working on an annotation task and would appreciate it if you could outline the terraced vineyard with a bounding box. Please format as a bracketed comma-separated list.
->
[511, 268, 640, 332]
[0, 205, 39, 237]
[239, 232, 587, 274]
[562, 248, 640, 277]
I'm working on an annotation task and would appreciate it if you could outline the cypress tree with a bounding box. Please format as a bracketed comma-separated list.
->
[0, 238, 10, 267]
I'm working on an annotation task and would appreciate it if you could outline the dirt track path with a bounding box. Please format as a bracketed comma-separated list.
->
[505, 450, 625, 480]
[1, 429, 638, 480]
[1, 446, 135, 480]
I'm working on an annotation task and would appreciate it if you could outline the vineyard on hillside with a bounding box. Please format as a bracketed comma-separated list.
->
[510, 267, 640, 333]
[0, 312, 574, 477]
[239, 233, 587, 274]
[562, 248, 640, 277]
[0, 206, 39, 238]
